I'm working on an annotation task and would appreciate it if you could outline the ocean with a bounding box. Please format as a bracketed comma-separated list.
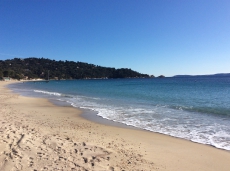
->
[8, 76, 230, 151]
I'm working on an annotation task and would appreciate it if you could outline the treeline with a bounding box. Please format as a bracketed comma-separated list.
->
[0, 57, 150, 80]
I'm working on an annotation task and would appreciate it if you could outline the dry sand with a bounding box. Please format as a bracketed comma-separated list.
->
[0, 81, 230, 171]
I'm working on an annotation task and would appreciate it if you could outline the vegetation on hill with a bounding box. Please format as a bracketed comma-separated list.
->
[0, 57, 150, 80]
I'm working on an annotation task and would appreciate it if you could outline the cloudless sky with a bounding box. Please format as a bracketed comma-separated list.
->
[0, 0, 230, 76]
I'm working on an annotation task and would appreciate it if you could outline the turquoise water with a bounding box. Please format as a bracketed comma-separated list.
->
[8, 76, 230, 150]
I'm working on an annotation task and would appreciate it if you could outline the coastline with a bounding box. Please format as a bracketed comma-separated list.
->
[1, 81, 230, 170]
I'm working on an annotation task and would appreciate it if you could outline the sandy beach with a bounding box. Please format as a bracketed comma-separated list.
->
[1, 81, 230, 171]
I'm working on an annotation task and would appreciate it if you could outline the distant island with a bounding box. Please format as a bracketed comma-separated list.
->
[0, 57, 151, 80]
[173, 73, 230, 77]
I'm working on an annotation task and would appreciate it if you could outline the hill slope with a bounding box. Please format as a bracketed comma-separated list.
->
[0, 57, 149, 80]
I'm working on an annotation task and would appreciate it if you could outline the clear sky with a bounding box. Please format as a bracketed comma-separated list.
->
[0, 0, 230, 76]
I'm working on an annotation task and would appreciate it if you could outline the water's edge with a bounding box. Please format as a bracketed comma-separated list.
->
[35, 97, 230, 152]
[6, 80, 230, 152]
[31, 96, 230, 152]
[50, 98, 139, 129]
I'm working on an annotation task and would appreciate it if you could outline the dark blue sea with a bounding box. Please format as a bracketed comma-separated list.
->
[8, 76, 230, 151]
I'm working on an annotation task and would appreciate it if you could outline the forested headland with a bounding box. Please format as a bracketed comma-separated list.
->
[0, 57, 150, 80]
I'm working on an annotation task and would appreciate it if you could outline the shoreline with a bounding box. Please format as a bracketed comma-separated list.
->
[1, 81, 230, 170]
[9, 82, 222, 147]
[11, 81, 229, 151]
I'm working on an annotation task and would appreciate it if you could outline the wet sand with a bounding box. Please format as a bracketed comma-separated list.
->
[1, 81, 230, 171]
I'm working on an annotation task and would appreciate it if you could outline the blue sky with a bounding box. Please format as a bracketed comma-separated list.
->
[0, 0, 230, 76]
